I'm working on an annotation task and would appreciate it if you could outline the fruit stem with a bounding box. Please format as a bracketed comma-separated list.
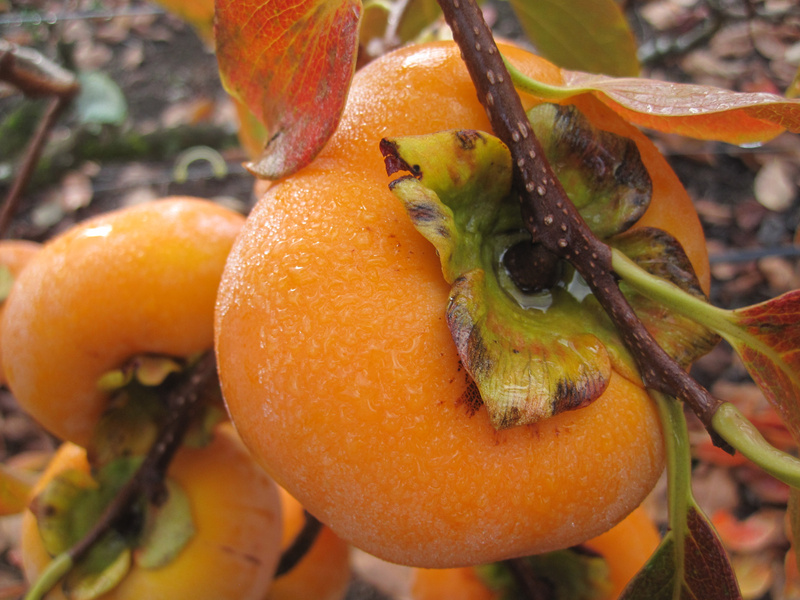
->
[0, 41, 79, 238]
[436, 0, 730, 451]
[23, 552, 73, 600]
[712, 402, 800, 489]
[652, 391, 690, 559]
[274, 510, 323, 577]
[610, 249, 733, 334]
[501, 57, 577, 100]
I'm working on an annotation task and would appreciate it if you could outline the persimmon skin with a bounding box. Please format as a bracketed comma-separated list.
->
[20, 424, 283, 600]
[410, 505, 659, 600]
[215, 42, 708, 567]
[266, 487, 351, 600]
[0, 240, 41, 386]
[1, 198, 244, 446]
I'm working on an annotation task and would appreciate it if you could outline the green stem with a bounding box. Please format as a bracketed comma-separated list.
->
[615, 249, 800, 488]
[713, 402, 800, 489]
[653, 391, 691, 542]
[502, 55, 582, 100]
[24, 552, 73, 600]
[611, 249, 737, 338]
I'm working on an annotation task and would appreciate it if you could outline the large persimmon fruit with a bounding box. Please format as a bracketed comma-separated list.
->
[215, 42, 709, 567]
[2, 198, 244, 446]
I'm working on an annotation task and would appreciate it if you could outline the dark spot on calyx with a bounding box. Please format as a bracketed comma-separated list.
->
[551, 376, 604, 415]
[406, 202, 439, 223]
[380, 138, 422, 178]
[455, 130, 483, 150]
[456, 376, 484, 417]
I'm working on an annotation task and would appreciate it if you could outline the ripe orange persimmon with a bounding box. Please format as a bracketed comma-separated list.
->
[215, 42, 709, 567]
[2, 198, 244, 446]
[267, 487, 351, 600]
[0, 240, 41, 386]
[20, 423, 283, 600]
[411, 505, 660, 600]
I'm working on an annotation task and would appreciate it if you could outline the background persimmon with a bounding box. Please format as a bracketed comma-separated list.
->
[215, 42, 709, 567]
[2, 197, 244, 446]
[20, 423, 283, 600]
[267, 487, 351, 600]
[0, 240, 40, 386]
[410, 505, 660, 600]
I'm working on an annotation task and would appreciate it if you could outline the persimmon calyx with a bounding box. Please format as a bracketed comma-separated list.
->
[477, 549, 613, 600]
[30, 459, 196, 599]
[0, 265, 14, 301]
[381, 104, 716, 429]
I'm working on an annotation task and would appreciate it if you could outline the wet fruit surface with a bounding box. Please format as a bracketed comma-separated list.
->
[215, 42, 710, 567]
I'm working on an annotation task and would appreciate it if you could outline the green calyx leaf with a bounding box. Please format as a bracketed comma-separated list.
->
[527, 103, 651, 239]
[383, 104, 711, 429]
[476, 548, 613, 600]
[97, 354, 185, 392]
[31, 458, 197, 598]
[0, 265, 14, 303]
[135, 478, 196, 569]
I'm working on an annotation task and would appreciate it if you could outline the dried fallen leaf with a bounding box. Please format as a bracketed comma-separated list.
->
[754, 158, 796, 212]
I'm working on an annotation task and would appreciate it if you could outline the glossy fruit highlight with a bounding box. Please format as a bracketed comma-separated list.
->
[215, 42, 709, 567]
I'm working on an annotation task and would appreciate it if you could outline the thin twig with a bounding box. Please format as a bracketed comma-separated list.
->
[274, 510, 323, 577]
[436, 0, 730, 450]
[0, 41, 79, 238]
[0, 96, 71, 237]
[68, 352, 216, 563]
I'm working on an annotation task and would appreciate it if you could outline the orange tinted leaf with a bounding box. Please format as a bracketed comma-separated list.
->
[0, 463, 35, 515]
[215, 0, 362, 179]
[509, 0, 639, 76]
[560, 72, 800, 144]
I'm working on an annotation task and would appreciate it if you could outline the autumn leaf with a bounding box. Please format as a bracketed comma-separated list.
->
[215, 0, 362, 179]
[621, 506, 741, 600]
[624, 393, 742, 600]
[0, 462, 35, 516]
[509, 0, 639, 77]
[726, 291, 800, 445]
[505, 60, 800, 145]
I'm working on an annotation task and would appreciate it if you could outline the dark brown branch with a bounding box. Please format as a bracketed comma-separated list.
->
[0, 41, 80, 238]
[68, 352, 217, 563]
[436, 0, 730, 450]
[274, 510, 323, 577]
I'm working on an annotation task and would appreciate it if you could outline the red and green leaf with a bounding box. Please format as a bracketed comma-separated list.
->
[214, 0, 362, 179]
[726, 291, 800, 446]
[620, 506, 741, 600]
[509, 0, 639, 77]
[626, 393, 742, 600]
